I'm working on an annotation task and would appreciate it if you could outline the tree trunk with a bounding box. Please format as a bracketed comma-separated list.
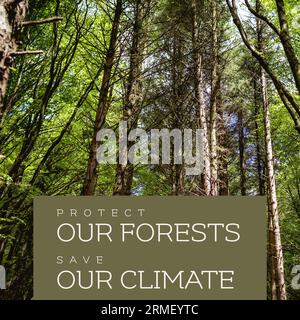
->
[267, 192, 278, 300]
[238, 109, 246, 195]
[0, 0, 28, 122]
[171, 31, 185, 195]
[253, 76, 265, 196]
[218, 109, 229, 196]
[255, 0, 287, 300]
[261, 68, 286, 300]
[82, 0, 123, 196]
[113, 0, 146, 196]
[209, 0, 220, 196]
[192, 0, 211, 196]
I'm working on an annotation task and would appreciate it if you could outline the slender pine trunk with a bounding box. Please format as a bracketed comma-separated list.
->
[209, 0, 220, 196]
[238, 109, 246, 195]
[256, 0, 287, 300]
[192, 0, 211, 196]
[218, 109, 229, 196]
[113, 0, 146, 196]
[253, 76, 265, 195]
[261, 68, 286, 300]
[82, 0, 123, 195]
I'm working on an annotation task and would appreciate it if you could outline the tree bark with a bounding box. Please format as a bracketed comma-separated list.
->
[254, 1, 286, 299]
[192, 0, 211, 196]
[261, 68, 286, 299]
[251, 0, 287, 299]
[0, 0, 28, 122]
[113, 0, 146, 196]
[253, 74, 265, 196]
[268, 192, 278, 300]
[238, 109, 246, 195]
[218, 109, 229, 196]
[82, 0, 123, 196]
[209, 0, 220, 196]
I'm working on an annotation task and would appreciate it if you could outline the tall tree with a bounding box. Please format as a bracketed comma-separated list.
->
[82, 0, 123, 195]
[261, 67, 286, 299]
[238, 108, 247, 195]
[255, 1, 287, 299]
[209, 0, 220, 196]
[252, 70, 265, 196]
[218, 108, 230, 196]
[113, 0, 148, 196]
[192, 0, 211, 196]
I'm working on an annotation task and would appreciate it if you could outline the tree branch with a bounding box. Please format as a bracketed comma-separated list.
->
[244, 0, 281, 37]
[12, 50, 44, 56]
[21, 16, 63, 27]
[226, 0, 300, 134]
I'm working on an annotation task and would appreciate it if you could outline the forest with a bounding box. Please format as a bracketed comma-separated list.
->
[0, 0, 299, 300]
